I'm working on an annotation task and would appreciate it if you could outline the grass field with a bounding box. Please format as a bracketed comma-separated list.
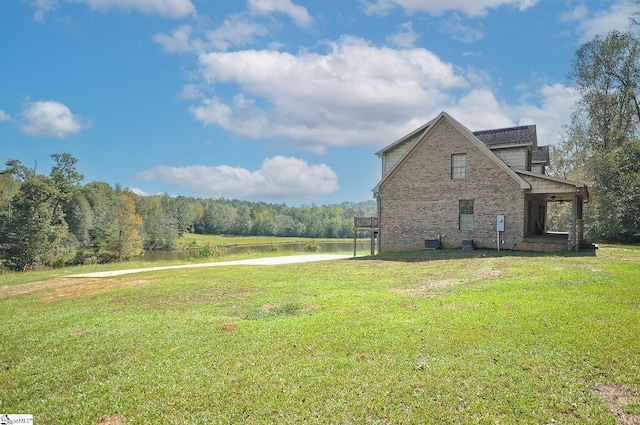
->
[1, 245, 639, 424]
[176, 234, 357, 249]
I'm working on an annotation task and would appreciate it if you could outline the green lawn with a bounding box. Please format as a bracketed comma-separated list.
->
[1, 245, 639, 424]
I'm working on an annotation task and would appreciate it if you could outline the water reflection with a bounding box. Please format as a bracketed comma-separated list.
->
[141, 241, 373, 262]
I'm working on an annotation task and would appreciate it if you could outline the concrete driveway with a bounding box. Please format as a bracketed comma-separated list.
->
[66, 254, 353, 278]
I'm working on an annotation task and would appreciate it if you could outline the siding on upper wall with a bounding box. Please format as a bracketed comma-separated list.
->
[531, 163, 545, 174]
[382, 132, 422, 177]
[492, 146, 529, 170]
[378, 118, 525, 252]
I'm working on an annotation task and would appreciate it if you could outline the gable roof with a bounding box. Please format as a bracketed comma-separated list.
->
[373, 112, 531, 194]
[375, 118, 435, 157]
[377, 121, 538, 160]
[473, 125, 537, 149]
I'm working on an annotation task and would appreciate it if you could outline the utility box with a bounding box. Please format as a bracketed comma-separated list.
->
[424, 238, 441, 250]
[462, 239, 474, 250]
[496, 215, 505, 232]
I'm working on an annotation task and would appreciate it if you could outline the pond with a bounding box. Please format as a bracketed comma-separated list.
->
[141, 241, 374, 262]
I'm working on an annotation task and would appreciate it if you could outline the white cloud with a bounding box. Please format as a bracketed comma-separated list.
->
[440, 14, 484, 43]
[190, 36, 469, 151]
[19, 100, 91, 138]
[560, 5, 589, 23]
[31, 0, 195, 21]
[156, 22, 576, 153]
[136, 156, 338, 200]
[386, 22, 420, 48]
[447, 89, 514, 131]
[360, 0, 395, 17]
[248, 0, 313, 28]
[153, 25, 201, 53]
[31, 0, 57, 22]
[206, 14, 270, 51]
[360, 0, 538, 17]
[154, 16, 270, 53]
[180, 84, 202, 100]
[567, 1, 634, 43]
[0, 110, 10, 123]
[447, 83, 578, 146]
[128, 187, 151, 196]
[512, 83, 579, 145]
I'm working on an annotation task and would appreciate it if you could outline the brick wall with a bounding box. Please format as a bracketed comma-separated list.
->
[378, 119, 525, 251]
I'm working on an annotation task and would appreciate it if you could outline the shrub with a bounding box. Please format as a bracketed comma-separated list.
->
[269, 242, 282, 252]
[187, 244, 226, 260]
[304, 240, 321, 252]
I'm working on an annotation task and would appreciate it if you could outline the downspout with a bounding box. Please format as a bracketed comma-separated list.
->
[375, 192, 381, 254]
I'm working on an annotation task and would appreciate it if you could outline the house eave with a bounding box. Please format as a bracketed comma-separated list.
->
[375, 118, 436, 157]
[516, 169, 589, 201]
[487, 142, 533, 150]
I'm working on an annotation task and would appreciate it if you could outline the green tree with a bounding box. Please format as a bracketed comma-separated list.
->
[233, 205, 253, 236]
[199, 201, 235, 234]
[0, 174, 58, 270]
[66, 192, 94, 247]
[106, 193, 143, 260]
[50, 153, 84, 207]
[83, 181, 119, 259]
[137, 195, 178, 250]
[165, 196, 197, 236]
[0, 172, 19, 209]
[562, 30, 640, 242]
[0, 156, 83, 270]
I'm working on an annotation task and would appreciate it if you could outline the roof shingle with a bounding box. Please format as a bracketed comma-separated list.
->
[473, 125, 537, 147]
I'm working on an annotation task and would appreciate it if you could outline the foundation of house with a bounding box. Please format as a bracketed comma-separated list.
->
[516, 233, 595, 252]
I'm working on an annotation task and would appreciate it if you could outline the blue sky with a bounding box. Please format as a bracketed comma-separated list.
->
[0, 0, 635, 205]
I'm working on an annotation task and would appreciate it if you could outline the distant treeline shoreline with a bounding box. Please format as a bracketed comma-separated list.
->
[0, 153, 376, 271]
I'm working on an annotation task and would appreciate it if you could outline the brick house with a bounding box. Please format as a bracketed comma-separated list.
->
[373, 112, 589, 252]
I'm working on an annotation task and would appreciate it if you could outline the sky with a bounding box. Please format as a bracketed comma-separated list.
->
[0, 0, 636, 205]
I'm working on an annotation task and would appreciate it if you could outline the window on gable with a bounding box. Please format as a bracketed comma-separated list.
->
[451, 154, 467, 179]
[459, 199, 474, 231]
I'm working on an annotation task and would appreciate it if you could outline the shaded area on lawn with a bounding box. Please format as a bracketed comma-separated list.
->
[354, 247, 598, 263]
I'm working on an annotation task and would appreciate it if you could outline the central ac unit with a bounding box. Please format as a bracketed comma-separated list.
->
[424, 237, 441, 250]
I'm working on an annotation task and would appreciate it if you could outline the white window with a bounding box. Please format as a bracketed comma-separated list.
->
[459, 200, 474, 231]
[451, 154, 467, 179]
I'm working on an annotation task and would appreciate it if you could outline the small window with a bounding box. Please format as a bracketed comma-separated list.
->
[451, 154, 466, 179]
[459, 200, 474, 231]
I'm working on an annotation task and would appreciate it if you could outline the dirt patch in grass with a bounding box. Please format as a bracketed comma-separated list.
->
[393, 278, 462, 298]
[48, 279, 156, 299]
[594, 384, 640, 425]
[97, 414, 125, 425]
[473, 266, 503, 279]
[0, 277, 156, 300]
[0, 277, 88, 299]
[221, 324, 238, 332]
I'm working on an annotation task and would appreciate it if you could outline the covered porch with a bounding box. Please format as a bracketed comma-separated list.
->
[518, 171, 590, 252]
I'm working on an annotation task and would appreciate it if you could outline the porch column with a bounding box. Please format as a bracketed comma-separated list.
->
[576, 196, 584, 244]
[569, 192, 578, 251]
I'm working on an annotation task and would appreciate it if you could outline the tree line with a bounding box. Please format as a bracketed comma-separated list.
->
[0, 154, 376, 271]
[549, 30, 640, 243]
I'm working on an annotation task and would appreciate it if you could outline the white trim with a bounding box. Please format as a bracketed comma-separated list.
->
[375, 118, 436, 157]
